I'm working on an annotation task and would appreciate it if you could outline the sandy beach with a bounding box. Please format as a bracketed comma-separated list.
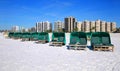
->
[0, 33, 120, 71]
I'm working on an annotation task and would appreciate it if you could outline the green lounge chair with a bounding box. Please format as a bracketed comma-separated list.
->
[36, 32, 49, 44]
[91, 32, 114, 51]
[13, 32, 22, 39]
[68, 32, 87, 50]
[30, 32, 39, 41]
[49, 32, 65, 46]
[8, 32, 14, 38]
[21, 32, 31, 41]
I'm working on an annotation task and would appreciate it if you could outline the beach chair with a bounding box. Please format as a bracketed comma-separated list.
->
[21, 32, 31, 41]
[36, 32, 49, 44]
[91, 32, 114, 52]
[68, 32, 87, 50]
[30, 32, 39, 41]
[49, 32, 65, 46]
[8, 32, 14, 38]
[13, 32, 22, 39]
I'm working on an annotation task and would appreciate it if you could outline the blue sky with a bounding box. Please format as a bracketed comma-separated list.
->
[0, 0, 120, 30]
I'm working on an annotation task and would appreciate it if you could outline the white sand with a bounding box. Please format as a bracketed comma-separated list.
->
[0, 33, 120, 71]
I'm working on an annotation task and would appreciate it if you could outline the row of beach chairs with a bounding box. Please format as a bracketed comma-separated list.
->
[8, 32, 114, 52]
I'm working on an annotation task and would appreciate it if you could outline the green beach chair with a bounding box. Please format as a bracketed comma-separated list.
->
[68, 32, 87, 50]
[49, 32, 65, 46]
[36, 32, 49, 44]
[14, 32, 22, 39]
[30, 32, 39, 41]
[8, 32, 14, 38]
[91, 32, 114, 51]
[21, 32, 31, 41]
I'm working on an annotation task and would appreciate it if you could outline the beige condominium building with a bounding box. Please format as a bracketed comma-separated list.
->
[54, 21, 64, 32]
[36, 21, 52, 32]
[111, 22, 116, 32]
[101, 21, 106, 32]
[84, 20, 90, 32]
[64, 16, 76, 32]
[90, 21, 95, 32]
[95, 20, 101, 32]
[106, 22, 111, 33]
[11, 26, 19, 32]
[76, 22, 82, 31]
[76, 19, 116, 33]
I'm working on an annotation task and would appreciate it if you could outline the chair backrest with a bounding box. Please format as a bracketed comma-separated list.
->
[79, 32, 87, 45]
[12, 32, 22, 38]
[91, 37, 100, 45]
[91, 32, 111, 45]
[101, 32, 111, 44]
[79, 38, 87, 45]
[8, 32, 14, 37]
[70, 36, 79, 44]
[70, 32, 87, 45]
[31, 32, 38, 38]
[102, 37, 110, 44]
[22, 32, 31, 38]
[52, 32, 65, 44]
[38, 32, 49, 41]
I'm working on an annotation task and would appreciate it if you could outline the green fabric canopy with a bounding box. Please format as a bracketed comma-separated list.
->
[91, 32, 112, 45]
[37, 32, 49, 41]
[52, 32, 66, 44]
[70, 32, 87, 45]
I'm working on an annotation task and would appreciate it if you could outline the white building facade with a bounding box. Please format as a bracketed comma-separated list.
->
[36, 21, 52, 32]
[54, 21, 64, 32]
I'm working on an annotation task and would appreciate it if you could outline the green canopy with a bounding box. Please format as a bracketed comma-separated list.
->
[70, 32, 87, 45]
[30, 32, 39, 39]
[37, 32, 49, 42]
[8, 32, 14, 38]
[13, 32, 22, 38]
[52, 32, 66, 44]
[21, 32, 31, 38]
[91, 32, 112, 45]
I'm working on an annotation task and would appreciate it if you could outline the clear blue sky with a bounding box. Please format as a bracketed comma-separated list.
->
[0, 0, 120, 30]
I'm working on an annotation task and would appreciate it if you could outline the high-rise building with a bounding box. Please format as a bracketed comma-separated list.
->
[106, 22, 111, 33]
[90, 21, 95, 32]
[36, 22, 42, 32]
[81, 22, 85, 32]
[11, 26, 19, 32]
[76, 22, 82, 31]
[101, 21, 106, 32]
[64, 16, 76, 32]
[54, 21, 64, 32]
[36, 21, 52, 32]
[44, 21, 52, 32]
[84, 20, 90, 32]
[19, 26, 24, 32]
[111, 22, 116, 32]
[95, 20, 101, 32]
[30, 27, 36, 32]
[79, 20, 116, 33]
